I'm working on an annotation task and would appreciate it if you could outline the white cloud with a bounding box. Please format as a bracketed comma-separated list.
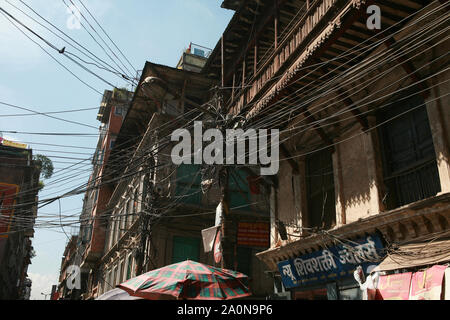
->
[28, 272, 59, 300]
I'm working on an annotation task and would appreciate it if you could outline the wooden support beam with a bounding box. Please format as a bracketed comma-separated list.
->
[224, 0, 290, 84]
[179, 77, 187, 114]
[382, 36, 429, 99]
[242, 59, 246, 89]
[231, 31, 245, 38]
[337, 88, 369, 131]
[343, 31, 370, 44]
[227, 42, 239, 48]
[277, 0, 375, 93]
[283, 87, 334, 147]
[280, 144, 299, 174]
[378, 4, 410, 18]
[254, 41, 258, 74]
[148, 63, 165, 83]
[244, 2, 377, 127]
[303, 109, 333, 146]
[232, 73, 236, 101]
[316, 57, 369, 131]
[221, 35, 225, 87]
[257, 39, 274, 46]
[248, 6, 261, 15]
[240, 15, 254, 25]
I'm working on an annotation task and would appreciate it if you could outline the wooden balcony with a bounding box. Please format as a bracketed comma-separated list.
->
[204, 0, 429, 124]
[229, 0, 341, 115]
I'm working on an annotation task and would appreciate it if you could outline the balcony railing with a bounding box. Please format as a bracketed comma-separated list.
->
[228, 0, 340, 115]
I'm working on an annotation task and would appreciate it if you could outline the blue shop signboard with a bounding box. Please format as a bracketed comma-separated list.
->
[278, 234, 385, 289]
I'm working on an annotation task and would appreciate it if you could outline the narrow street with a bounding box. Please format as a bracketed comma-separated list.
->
[0, 0, 449, 308]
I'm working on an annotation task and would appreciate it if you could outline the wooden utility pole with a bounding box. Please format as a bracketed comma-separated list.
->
[221, 35, 225, 88]
[136, 156, 156, 276]
[216, 87, 234, 270]
[219, 167, 232, 269]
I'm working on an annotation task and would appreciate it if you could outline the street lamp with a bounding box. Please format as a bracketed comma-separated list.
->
[41, 292, 51, 300]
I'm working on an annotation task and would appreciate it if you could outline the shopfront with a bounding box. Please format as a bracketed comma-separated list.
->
[371, 231, 450, 300]
[278, 234, 385, 300]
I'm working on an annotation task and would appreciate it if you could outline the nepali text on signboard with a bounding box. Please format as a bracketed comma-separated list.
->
[278, 234, 384, 288]
[237, 222, 270, 247]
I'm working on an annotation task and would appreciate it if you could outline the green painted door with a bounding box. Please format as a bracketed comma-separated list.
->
[172, 236, 200, 263]
[229, 168, 251, 210]
[176, 164, 202, 204]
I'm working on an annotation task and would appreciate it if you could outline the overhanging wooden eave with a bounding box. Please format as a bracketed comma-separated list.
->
[256, 192, 450, 271]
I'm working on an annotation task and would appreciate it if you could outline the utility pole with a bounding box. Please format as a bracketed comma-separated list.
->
[136, 155, 157, 276]
[216, 88, 234, 270]
[219, 167, 231, 269]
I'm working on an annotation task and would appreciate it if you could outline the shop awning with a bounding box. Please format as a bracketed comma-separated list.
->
[373, 234, 450, 272]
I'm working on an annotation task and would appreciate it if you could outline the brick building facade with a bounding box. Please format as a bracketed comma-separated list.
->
[0, 144, 40, 299]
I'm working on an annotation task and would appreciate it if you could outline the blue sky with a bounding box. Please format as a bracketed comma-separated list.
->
[0, 0, 233, 299]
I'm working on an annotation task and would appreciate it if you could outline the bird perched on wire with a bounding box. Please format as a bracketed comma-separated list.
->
[58, 47, 65, 54]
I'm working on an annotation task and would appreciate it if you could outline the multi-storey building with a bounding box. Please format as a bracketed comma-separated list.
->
[176, 42, 212, 72]
[201, 0, 449, 299]
[56, 235, 78, 300]
[0, 142, 40, 299]
[55, 89, 132, 299]
[82, 55, 274, 299]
